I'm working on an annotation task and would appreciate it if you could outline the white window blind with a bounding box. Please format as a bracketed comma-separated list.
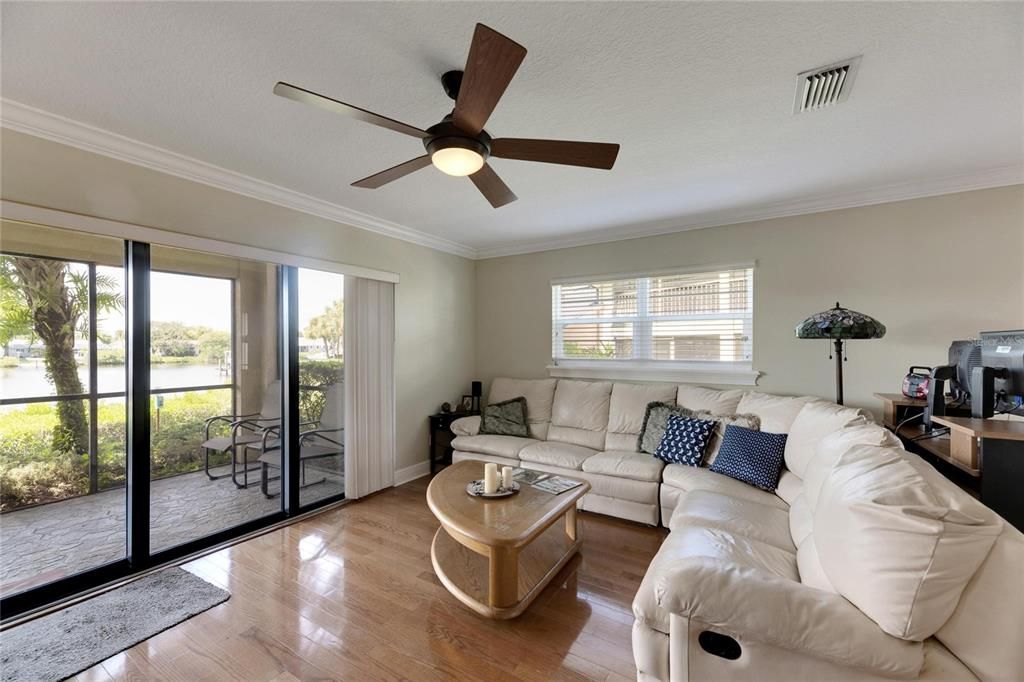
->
[551, 266, 754, 367]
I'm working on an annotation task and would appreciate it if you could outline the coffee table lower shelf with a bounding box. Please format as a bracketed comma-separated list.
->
[430, 518, 582, 620]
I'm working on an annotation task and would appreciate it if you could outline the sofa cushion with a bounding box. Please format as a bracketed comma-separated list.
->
[582, 450, 664, 482]
[661, 463, 789, 511]
[788, 493, 813, 547]
[935, 523, 1024, 681]
[784, 400, 872, 478]
[675, 385, 744, 415]
[489, 377, 557, 440]
[526, 462, 659, 504]
[605, 383, 677, 451]
[478, 397, 529, 437]
[804, 422, 901, 511]
[668, 490, 794, 552]
[689, 410, 760, 464]
[548, 380, 612, 450]
[654, 415, 717, 466]
[451, 434, 538, 459]
[634, 525, 798, 635]
[450, 415, 480, 436]
[519, 441, 597, 470]
[774, 469, 802, 505]
[709, 425, 788, 492]
[796, 537, 837, 593]
[815, 444, 1003, 640]
[735, 392, 813, 434]
[451, 451, 520, 469]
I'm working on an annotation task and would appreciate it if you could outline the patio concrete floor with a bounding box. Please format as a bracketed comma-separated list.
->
[0, 463, 343, 596]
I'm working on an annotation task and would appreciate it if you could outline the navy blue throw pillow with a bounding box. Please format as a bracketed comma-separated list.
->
[654, 414, 717, 466]
[709, 424, 788, 491]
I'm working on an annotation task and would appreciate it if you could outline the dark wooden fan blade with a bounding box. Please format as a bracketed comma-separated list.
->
[469, 163, 517, 208]
[490, 138, 620, 170]
[351, 155, 432, 189]
[274, 82, 427, 139]
[452, 24, 527, 135]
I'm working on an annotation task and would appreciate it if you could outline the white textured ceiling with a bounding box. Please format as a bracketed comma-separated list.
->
[2, 2, 1022, 256]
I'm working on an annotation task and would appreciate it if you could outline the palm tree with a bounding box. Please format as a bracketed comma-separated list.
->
[1, 255, 123, 455]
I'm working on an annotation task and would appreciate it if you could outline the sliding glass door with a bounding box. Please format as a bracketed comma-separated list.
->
[148, 245, 284, 552]
[1, 221, 347, 619]
[0, 221, 128, 596]
[298, 268, 346, 506]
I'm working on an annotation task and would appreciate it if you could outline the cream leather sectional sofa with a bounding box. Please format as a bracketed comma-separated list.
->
[450, 378, 1024, 681]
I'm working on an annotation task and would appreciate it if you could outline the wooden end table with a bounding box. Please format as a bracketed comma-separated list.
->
[428, 411, 478, 475]
[426, 459, 590, 619]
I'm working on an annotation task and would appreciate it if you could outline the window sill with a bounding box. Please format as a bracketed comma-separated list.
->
[546, 362, 761, 386]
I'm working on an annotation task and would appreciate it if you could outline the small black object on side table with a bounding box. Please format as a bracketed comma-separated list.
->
[429, 411, 478, 475]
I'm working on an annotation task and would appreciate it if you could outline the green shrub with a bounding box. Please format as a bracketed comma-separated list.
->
[299, 359, 343, 423]
[0, 389, 232, 510]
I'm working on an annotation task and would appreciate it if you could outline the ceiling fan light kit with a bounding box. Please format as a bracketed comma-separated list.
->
[424, 120, 490, 176]
[274, 23, 620, 208]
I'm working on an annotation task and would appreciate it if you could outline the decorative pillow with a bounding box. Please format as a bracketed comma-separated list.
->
[654, 414, 717, 466]
[637, 402, 697, 454]
[689, 410, 760, 464]
[478, 396, 529, 437]
[709, 424, 788, 491]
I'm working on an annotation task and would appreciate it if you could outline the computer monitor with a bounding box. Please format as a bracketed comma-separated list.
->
[976, 330, 1024, 416]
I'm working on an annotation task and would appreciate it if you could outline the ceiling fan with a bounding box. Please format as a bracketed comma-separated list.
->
[273, 23, 620, 208]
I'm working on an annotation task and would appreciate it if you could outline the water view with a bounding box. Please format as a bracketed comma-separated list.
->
[0, 362, 229, 405]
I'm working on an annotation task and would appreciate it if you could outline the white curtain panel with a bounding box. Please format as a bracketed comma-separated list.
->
[344, 276, 396, 499]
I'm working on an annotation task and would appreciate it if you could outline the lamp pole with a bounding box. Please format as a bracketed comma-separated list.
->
[834, 338, 845, 406]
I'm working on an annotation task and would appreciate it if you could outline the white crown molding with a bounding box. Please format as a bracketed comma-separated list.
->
[0, 98, 478, 259]
[475, 165, 1024, 259]
[4, 99, 1021, 262]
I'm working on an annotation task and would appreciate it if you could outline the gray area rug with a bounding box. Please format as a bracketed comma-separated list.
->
[0, 568, 229, 681]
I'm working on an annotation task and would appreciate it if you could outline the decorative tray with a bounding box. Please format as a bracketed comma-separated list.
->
[466, 479, 520, 498]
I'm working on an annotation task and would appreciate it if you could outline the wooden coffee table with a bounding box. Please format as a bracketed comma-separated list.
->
[426, 459, 590, 619]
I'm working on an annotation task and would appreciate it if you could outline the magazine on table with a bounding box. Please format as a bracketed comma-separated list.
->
[512, 468, 550, 485]
[531, 476, 584, 495]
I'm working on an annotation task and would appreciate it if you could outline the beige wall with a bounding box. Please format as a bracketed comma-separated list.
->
[4, 124, 1022, 459]
[475, 185, 1024, 415]
[0, 129, 476, 473]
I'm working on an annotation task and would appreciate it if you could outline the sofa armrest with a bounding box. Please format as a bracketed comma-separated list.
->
[655, 558, 923, 679]
[450, 416, 480, 437]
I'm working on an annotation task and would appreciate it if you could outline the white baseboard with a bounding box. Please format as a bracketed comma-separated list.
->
[394, 460, 431, 486]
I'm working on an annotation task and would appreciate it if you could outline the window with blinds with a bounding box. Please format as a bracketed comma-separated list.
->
[551, 266, 754, 366]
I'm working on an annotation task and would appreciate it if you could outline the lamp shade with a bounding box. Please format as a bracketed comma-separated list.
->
[795, 302, 886, 340]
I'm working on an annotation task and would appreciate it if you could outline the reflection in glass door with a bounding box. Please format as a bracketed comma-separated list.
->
[298, 268, 345, 506]
[148, 245, 282, 552]
[0, 221, 127, 597]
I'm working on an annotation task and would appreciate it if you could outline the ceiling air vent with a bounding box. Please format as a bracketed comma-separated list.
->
[793, 56, 861, 113]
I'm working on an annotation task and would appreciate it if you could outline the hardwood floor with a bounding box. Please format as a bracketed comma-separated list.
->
[70, 476, 666, 681]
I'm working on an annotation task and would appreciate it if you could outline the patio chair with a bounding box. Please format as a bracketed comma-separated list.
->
[201, 379, 281, 488]
[258, 381, 344, 498]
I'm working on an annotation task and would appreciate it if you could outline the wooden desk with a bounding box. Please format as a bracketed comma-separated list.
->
[873, 392, 960, 429]
[875, 392, 978, 475]
[894, 423, 978, 478]
[932, 416, 1024, 530]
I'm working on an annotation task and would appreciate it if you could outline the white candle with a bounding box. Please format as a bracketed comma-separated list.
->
[501, 466, 513, 490]
[483, 462, 498, 494]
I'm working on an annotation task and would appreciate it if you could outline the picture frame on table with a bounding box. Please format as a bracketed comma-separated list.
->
[459, 395, 474, 412]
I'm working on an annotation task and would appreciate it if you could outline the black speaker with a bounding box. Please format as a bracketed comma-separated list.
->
[471, 381, 482, 397]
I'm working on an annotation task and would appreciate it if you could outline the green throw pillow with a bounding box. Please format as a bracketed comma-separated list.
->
[479, 396, 529, 437]
[637, 401, 698, 454]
